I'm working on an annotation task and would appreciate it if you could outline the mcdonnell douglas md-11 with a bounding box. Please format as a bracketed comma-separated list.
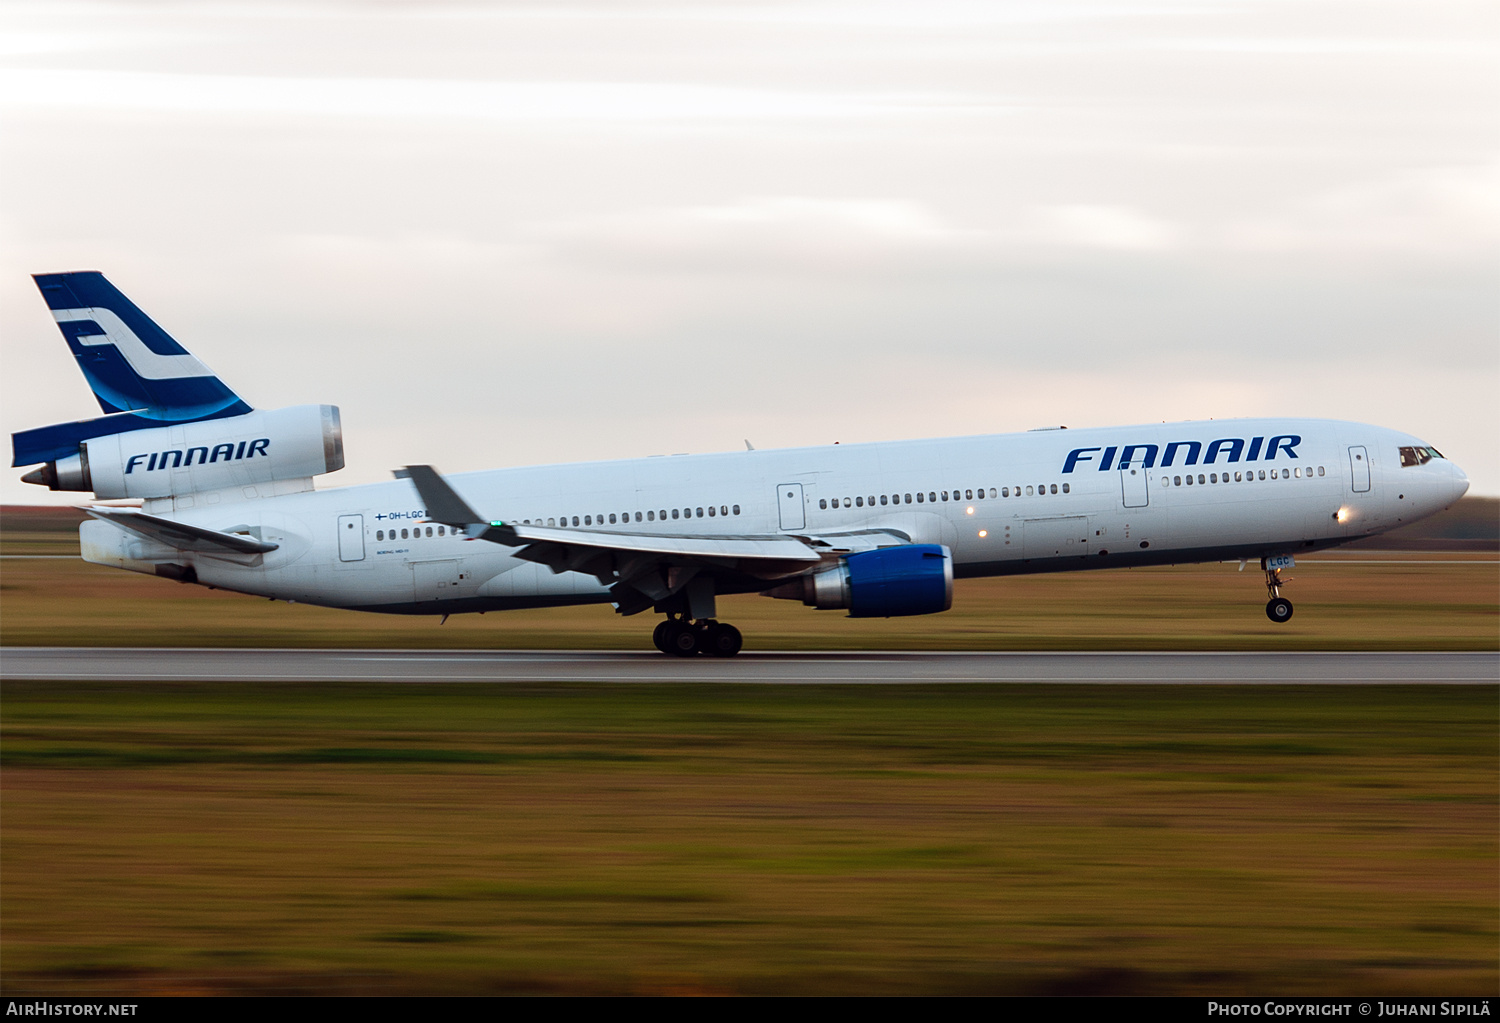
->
[13, 272, 1470, 655]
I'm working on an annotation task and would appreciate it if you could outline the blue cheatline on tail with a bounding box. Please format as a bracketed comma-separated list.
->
[12, 272, 253, 466]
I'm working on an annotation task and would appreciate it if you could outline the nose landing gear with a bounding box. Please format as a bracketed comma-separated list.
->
[1263, 562, 1294, 623]
[652, 615, 743, 657]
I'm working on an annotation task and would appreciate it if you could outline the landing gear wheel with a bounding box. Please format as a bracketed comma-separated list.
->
[703, 622, 743, 657]
[1266, 597, 1294, 623]
[664, 620, 700, 657]
[652, 619, 673, 653]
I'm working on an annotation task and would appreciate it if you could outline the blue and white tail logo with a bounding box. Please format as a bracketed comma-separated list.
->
[11, 272, 255, 467]
[34, 272, 251, 420]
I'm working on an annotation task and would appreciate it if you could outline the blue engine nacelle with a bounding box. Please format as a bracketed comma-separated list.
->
[784, 544, 954, 618]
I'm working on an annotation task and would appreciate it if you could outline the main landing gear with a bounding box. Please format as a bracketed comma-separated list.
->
[652, 615, 744, 657]
[1264, 565, 1294, 623]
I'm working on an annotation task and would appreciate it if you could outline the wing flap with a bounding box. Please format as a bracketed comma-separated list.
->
[481, 521, 822, 563]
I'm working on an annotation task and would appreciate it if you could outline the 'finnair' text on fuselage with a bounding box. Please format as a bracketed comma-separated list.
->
[1062, 435, 1300, 473]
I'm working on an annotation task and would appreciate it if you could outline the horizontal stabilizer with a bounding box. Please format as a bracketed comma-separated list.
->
[86, 507, 278, 555]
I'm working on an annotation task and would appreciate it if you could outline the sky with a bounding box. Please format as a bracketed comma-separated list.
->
[2, 0, 1496, 504]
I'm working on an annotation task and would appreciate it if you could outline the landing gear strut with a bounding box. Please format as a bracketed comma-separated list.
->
[1263, 565, 1294, 623]
[652, 615, 743, 657]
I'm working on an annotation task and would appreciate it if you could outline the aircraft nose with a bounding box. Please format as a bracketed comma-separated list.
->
[1447, 462, 1471, 505]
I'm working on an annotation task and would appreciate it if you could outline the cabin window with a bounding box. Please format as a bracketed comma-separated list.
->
[844, 498, 852, 508]
[1293, 467, 1302, 478]
[671, 509, 679, 519]
[941, 491, 949, 501]
[1050, 484, 1058, 495]
[1062, 483, 1070, 494]
[733, 505, 740, 515]
[879, 495, 887, 505]
[1186, 475, 1193, 486]
[1270, 469, 1278, 480]
[963, 489, 971, 500]
[401, 528, 409, 539]
[904, 494, 912, 504]
[819, 499, 827, 509]
[988, 488, 996, 498]
[439, 526, 446, 536]
[376, 530, 384, 540]
[1258, 471, 1266, 480]
[696, 508, 704, 518]
[929, 492, 937, 503]
[1318, 466, 1325, 477]
[659, 509, 667, 519]
[647, 511, 655, 521]
[856, 497, 864, 507]
[1025, 486, 1034, 496]
[606, 513, 615, 524]
[1001, 487, 1009, 498]
[708, 506, 716, 517]
[584, 515, 592, 525]
[1195, 475, 1202, 485]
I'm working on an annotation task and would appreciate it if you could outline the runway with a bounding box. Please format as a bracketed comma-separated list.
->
[2, 648, 1496, 683]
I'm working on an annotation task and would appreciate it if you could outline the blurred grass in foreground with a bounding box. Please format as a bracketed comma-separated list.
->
[2, 682, 1494, 995]
[2, 555, 1494, 650]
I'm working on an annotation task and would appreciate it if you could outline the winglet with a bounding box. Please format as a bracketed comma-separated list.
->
[400, 465, 487, 532]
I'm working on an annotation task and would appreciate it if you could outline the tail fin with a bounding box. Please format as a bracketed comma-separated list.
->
[33, 272, 251, 420]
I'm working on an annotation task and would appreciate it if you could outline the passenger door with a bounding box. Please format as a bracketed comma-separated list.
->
[1348, 446, 1371, 493]
[337, 514, 365, 562]
[1120, 467, 1149, 508]
[777, 483, 805, 530]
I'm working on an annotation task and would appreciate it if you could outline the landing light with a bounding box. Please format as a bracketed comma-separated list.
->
[978, 530, 988, 538]
[1335, 508, 1350, 524]
[966, 506, 974, 515]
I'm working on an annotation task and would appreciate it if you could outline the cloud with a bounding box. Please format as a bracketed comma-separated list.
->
[1222, 164, 1500, 257]
[1028, 204, 1181, 252]
[0, 68, 973, 123]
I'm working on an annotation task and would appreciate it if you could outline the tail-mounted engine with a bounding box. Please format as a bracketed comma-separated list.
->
[22, 404, 344, 499]
[767, 544, 954, 617]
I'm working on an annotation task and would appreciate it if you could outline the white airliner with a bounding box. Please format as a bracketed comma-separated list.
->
[15, 272, 1470, 656]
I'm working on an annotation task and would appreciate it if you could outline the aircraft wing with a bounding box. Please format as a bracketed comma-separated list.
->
[85, 507, 279, 555]
[399, 465, 905, 615]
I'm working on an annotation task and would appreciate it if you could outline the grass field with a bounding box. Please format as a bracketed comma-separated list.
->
[2, 505, 1495, 996]
[2, 681, 1495, 996]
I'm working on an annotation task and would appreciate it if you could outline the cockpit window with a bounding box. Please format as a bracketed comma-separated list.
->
[1398, 445, 1443, 467]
